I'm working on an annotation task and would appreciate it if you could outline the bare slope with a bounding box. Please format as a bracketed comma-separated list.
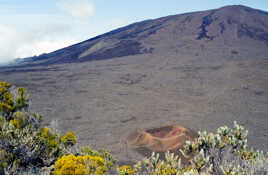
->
[6, 5, 268, 66]
[0, 5, 268, 162]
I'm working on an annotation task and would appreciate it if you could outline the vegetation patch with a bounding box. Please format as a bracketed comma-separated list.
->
[0, 80, 267, 174]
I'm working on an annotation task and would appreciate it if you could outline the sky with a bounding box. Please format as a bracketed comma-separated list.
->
[0, 0, 267, 63]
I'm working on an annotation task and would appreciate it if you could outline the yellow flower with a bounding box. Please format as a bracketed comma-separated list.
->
[41, 127, 52, 138]
[10, 119, 20, 128]
[61, 131, 77, 146]
[53, 154, 106, 175]
[118, 165, 134, 175]
[0, 81, 11, 88]
[0, 102, 13, 112]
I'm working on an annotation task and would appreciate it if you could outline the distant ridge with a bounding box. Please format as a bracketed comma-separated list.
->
[4, 5, 267, 67]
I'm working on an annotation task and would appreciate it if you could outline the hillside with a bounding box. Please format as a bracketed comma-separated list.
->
[4, 5, 268, 66]
[0, 5, 268, 163]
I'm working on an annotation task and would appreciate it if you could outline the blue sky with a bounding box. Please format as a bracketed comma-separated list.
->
[0, 0, 267, 63]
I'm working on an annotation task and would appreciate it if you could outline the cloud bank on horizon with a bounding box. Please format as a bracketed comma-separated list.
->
[0, 0, 129, 63]
[0, 21, 78, 63]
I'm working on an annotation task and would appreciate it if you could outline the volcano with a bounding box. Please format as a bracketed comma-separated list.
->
[8, 5, 268, 66]
[0, 5, 268, 163]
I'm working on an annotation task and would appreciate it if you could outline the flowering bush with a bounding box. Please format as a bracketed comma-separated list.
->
[61, 131, 77, 146]
[79, 146, 116, 169]
[0, 81, 76, 174]
[53, 154, 106, 175]
[117, 165, 134, 175]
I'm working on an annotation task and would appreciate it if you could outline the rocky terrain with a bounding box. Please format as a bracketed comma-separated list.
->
[0, 5, 267, 163]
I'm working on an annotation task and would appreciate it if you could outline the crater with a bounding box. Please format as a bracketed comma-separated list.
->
[125, 125, 198, 163]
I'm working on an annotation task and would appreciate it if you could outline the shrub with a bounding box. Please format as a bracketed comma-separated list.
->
[61, 131, 77, 146]
[53, 154, 107, 175]
[79, 146, 116, 169]
[117, 165, 134, 175]
[129, 151, 212, 175]
[0, 81, 76, 174]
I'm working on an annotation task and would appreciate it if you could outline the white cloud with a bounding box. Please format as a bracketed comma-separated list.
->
[57, 0, 95, 18]
[15, 39, 77, 59]
[0, 24, 21, 63]
[0, 20, 79, 63]
[0, 2, 129, 64]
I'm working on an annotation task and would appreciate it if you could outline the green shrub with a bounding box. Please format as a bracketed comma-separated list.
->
[61, 131, 77, 146]
[79, 146, 116, 170]
[0, 81, 76, 174]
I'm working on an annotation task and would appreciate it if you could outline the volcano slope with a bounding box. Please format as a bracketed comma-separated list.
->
[0, 5, 268, 163]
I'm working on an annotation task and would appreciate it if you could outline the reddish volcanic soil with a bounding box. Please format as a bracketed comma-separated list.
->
[125, 125, 198, 162]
